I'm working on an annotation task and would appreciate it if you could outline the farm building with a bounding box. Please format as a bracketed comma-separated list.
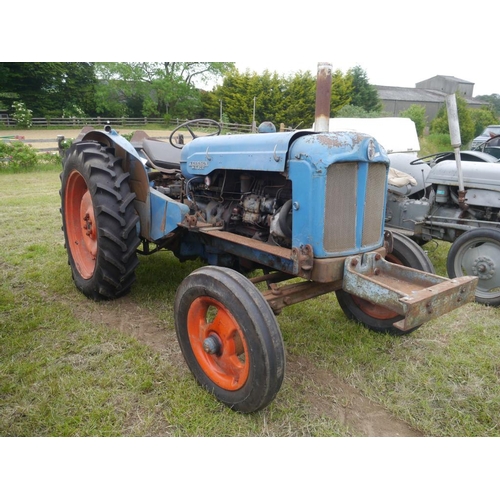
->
[375, 75, 487, 122]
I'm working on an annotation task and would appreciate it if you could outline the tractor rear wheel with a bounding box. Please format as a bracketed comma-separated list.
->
[335, 232, 435, 335]
[60, 141, 140, 300]
[447, 228, 500, 306]
[174, 266, 285, 413]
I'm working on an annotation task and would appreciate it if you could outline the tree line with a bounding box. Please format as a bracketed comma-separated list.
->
[0, 62, 381, 127]
[1, 62, 499, 145]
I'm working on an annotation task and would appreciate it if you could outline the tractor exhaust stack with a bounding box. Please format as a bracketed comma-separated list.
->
[314, 62, 333, 132]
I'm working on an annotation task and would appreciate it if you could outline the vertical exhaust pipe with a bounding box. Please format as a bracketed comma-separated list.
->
[445, 94, 468, 210]
[314, 62, 333, 132]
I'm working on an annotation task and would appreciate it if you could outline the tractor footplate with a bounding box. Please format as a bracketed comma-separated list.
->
[343, 253, 478, 331]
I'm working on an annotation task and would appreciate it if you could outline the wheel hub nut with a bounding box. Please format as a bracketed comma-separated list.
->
[203, 335, 221, 355]
[473, 257, 494, 280]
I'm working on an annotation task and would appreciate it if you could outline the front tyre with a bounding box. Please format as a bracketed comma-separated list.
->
[174, 266, 285, 413]
[447, 228, 500, 306]
[60, 141, 140, 300]
[335, 232, 435, 335]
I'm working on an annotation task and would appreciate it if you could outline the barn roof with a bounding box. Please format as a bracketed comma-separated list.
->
[375, 85, 486, 106]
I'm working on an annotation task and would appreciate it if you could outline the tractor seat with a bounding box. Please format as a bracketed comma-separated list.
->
[143, 138, 182, 169]
[130, 131, 182, 169]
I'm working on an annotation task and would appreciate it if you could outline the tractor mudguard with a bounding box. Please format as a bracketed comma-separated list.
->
[74, 127, 189, 241]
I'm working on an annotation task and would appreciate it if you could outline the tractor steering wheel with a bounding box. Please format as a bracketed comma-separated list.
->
[409, 152, 452, 165]
[169, 119, 222, 149]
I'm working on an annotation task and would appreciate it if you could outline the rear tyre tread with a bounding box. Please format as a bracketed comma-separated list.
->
[61, 141, 140, 300]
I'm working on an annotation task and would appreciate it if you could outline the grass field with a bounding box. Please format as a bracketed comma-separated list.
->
[1, 167, 500, 438]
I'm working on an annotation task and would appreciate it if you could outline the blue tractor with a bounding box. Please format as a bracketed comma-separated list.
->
[60, 118, 477, 413]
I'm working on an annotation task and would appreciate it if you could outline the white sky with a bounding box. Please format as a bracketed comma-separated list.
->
[197, 1, 498, 97]
[6, 1, 497, 99]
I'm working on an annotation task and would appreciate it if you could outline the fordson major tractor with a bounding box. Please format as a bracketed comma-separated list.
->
[60, 66, 477, 413]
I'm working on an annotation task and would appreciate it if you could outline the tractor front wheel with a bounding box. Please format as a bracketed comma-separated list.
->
[60, 142, 140, 300]
[335, 232, 435, 335]
[174, 266, 285, 413]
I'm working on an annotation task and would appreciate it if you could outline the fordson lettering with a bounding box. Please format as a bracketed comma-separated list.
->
[190, 161, 209, 170]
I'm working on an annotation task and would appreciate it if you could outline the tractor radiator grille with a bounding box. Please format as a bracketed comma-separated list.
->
[362, 163, 386, 246]
[324, 162, 386, 253]
[324, 163, 357, 252]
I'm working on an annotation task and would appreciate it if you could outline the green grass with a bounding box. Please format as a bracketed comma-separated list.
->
[1, 170, 500, 436]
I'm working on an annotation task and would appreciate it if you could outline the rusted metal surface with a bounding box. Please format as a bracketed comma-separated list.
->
[195, 224, 388, 283]
[343, 253, 478, 331]
[291, 244, 314, 278]
[261, 278, 344, 315]
[314, 63, 333, 133]
[249, 271, 293, 285]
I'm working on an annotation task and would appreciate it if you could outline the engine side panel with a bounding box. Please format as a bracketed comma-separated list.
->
[427, 160, 500, 192]
[180, 131, 308, 178]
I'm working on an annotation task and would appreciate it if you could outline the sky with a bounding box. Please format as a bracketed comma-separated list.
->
[6, 1, 498, 97]
[186, 1, 498, 97]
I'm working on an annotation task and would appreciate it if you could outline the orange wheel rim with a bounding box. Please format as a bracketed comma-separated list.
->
[352, 296, 399, 320]
[65, 170, 97, 279]
[187, 296, 250, 391]
[385, 253, 403, 266]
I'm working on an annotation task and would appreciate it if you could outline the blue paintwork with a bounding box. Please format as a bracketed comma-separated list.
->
[180, 129, 389, 257]
[149, 189, 189, 241]
[82, 128, 389, 254]
[288, 133, 389, 257]
[180, 131, 310, 178]
[80, 128, 189, 241]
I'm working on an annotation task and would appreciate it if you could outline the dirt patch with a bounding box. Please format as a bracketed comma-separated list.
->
[72, 295, 422, 437]
[4, 128, 171, 152]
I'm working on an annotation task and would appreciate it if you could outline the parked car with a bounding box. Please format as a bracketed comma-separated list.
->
[472, 133, 500, 159]
[470, 124, 500, 149]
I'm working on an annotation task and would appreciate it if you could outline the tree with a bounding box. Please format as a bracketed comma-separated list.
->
[469, 106, 499, 136]
[400, 104, 427, 136]
[347, 66, 382, 113]
[330, 69, 354, 117]
[210, 70, 260, 124]
[280, 71, 317, 128]
[59, 63, 97, 117]
[95, 62, 235, 118]
[475, 94, 500, 117]
[0, 63, 96, 116]
[430, 94, 475, 145]
[336, 104, 382, 119]
[211, 68, 354, 128]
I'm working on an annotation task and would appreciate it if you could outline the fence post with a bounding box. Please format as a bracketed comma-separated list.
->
[57, 136, 65, 157]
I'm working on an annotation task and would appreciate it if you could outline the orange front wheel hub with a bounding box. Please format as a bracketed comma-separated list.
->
[187, 296, 250, 391]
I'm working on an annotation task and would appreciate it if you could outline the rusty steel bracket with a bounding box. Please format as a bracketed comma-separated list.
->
[291, 244, 314, 278]
[383, 230, 394, 254]
[343, 252, 478, 331]
[261, 278, 343, 315]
